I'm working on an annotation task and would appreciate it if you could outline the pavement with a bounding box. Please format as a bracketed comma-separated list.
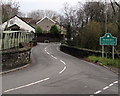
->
[1, 43, 119, 95]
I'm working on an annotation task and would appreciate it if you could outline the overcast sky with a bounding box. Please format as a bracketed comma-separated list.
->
[16, 0, 85, 14]
[14, 0, 119, 14]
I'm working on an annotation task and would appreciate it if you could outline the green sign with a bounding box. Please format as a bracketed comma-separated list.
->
[100, 33, 117, 46]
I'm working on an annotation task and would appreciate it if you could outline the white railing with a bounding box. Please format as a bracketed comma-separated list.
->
[0, 31, 34, 50]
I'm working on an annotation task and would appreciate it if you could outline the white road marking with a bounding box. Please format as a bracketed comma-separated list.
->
[47, 52, 50, 55]
[109, 83, 114, 87]
[60, 60, 66, 65]
[51, 55, 57, 59]
[59, 66, 67, 74]
[45, 45, 67, 75]
[113, 81, 118, 84]
[103, 86, 109, 90]
[94, 90, 102, 94]
[4, 78, 50, 93]
[94, 80, 118, 94]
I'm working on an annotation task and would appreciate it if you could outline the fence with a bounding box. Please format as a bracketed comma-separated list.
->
[0, 31, 34, 50]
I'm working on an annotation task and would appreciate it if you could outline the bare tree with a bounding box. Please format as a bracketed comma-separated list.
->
[27, 9, 58, 20]
[1, 0, 20, 23]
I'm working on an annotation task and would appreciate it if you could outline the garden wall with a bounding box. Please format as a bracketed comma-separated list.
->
[2, 47, 31, 71]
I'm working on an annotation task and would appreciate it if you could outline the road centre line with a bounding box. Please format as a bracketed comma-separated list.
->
[45, 45, 67, 74]
[51, 55, 57, 59]
[103, 86, 109, 90]
[59, 66, 67, 74]
[4, 78, 50, 93]
[94, 90, 102, 94]
[113, 81, 118, 84]
[60, 60, 66, 65]
[109, 83, 114, 87]
[47, 52, 50, 55]
[94, 80, 118, 94]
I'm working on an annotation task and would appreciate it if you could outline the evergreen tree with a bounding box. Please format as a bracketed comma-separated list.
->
[35, 26, 43, 33]
[50, 25, 60, 35]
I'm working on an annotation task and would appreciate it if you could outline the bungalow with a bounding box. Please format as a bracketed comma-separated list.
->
[1, 15, 35, 32]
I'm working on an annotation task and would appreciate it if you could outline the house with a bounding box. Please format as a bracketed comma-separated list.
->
[1, 16, 35, 32]
[36, 16, 57, 33]
[20, 17, 37, 27]
[36, 16, 66, 35]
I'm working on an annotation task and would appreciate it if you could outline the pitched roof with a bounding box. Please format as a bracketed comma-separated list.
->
[36, 16, 56, 24]
[1, 15, 35, 32]
[20, 17, 33, 23]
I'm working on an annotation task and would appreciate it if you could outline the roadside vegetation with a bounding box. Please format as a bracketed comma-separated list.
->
[50, 25, 60, 35]
[35, 26, 43, 33]
[88, 56, 120, 68]
[61, 1, 120, 54]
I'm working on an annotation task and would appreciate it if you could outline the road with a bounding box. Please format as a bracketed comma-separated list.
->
[2, 43, 118, 95]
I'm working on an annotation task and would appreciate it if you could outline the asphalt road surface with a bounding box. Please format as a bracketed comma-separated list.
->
[2, 43, 118, 95]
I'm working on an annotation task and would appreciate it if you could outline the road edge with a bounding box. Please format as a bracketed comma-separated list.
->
[0, 63, 31, 75]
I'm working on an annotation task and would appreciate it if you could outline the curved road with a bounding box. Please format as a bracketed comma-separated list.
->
[2, 43, 118, 94]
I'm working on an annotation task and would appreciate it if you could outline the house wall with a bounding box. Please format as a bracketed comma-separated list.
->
[1, 16, 35, 32]
[37, 18, 56, 33]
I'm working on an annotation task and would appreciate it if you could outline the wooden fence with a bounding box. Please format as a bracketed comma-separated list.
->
[0, 31, 34, 50]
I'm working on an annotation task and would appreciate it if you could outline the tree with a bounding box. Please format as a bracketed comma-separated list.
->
[1, 0, 20, 23]
[83, 2, 105, 22]
[110, 0, 120, 49]
[50, 25, 60, 35]
[27, 9, 58, 20]
[80, 21, 103, 50]
[35, 26, 43, 33]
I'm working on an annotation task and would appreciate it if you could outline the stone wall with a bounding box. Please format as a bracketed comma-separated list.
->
[2, 47, 31, 71]
[60, 44, 120, 59]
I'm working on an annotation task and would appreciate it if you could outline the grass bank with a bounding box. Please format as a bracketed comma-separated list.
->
[88, 56, 120, 68]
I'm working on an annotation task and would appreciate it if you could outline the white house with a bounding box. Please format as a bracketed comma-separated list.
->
[1, 16, 35, 32]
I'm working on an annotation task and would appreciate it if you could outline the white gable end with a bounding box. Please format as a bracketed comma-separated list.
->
[1, 16, 35, 32]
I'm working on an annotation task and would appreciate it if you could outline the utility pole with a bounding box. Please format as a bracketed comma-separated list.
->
[105, 0, 108, 58]
[105, 0, 108, 34]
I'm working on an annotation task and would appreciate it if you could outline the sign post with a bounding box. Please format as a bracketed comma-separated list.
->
[100, 33, 117, 59]
[112, 46, 115, 59]
[102, 45, 104, 58]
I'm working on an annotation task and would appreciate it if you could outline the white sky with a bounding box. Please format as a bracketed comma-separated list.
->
[14, 0, 119, 14]
[15, 0, 85, 14]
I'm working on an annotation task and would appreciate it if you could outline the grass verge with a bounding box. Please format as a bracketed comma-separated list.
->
[88, 56, 120, 68]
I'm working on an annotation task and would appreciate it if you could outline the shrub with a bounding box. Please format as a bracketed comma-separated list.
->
[35, 26, 43, 33]
[50, 25, 60, 35]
